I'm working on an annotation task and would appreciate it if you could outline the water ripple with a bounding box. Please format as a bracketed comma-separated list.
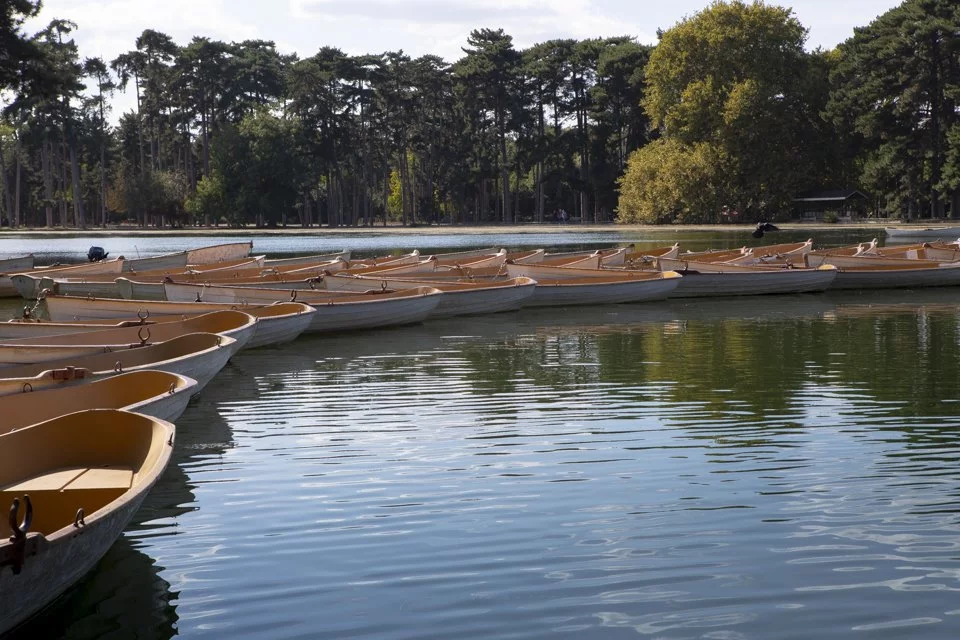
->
[16, 292, 960, 639]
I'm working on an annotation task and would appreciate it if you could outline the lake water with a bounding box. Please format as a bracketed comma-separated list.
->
[8, 231, 960, 639]
[0, 227, 885, 263]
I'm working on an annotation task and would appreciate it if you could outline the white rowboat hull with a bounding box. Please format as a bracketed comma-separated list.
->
[524, 275, 680, 307]
[664, 266, 838, 298]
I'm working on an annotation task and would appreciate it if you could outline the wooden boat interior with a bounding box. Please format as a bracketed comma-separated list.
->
[0, 410, 170, 538]
[0, 332, 231, 379]
[6, 310, 254, 346]
[0, 371, 194, 433]
[328, 276, 535, 293]
[0, 367, 96, 396]
[46, 258, 282, 286]
[274, 286, 441, 304]
[529, 272, 673, 286]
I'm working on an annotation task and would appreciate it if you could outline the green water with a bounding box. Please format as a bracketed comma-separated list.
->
[5, 233, 960, 639]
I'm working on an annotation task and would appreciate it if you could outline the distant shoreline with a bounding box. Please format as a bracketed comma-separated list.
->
[0, 222, 903, 237]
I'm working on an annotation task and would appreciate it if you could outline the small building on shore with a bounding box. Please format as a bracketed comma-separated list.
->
[793, 189, 871, 221]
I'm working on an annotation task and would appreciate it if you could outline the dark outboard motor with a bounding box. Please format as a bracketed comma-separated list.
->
[752, 222, 780, 239]
[87, 246, 109, 262]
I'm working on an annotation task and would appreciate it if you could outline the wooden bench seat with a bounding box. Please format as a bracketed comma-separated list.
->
[1, 467, 134, 536]
[2, 466, 133, 493]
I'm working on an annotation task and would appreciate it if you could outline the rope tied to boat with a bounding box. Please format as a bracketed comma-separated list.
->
[4, 495, 32, 575]
[23, 293, 45, 319]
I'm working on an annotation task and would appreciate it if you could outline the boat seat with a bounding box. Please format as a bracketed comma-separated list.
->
[2, 466, 133, 493]
[0, 466, 133, 535]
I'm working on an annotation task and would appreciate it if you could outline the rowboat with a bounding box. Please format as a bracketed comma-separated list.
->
[0, 255, 34, 273]
[41, 256, 267, 300]
[541, 249, 624, 267]
[426, 247, 501, 264]
[114, 259, 340, 300]
[12, 259, 125, 299]
[343, 251, 508, 277]
[0, 255, 35, 297]
[503, 264, 682, 306]
[163, 282, 443, 332]
[804, 253, 960, 269]
[0, 370, 197, 428]
[185, 241, 253, 264]
[0, 409, 174, 635]
[113, 241, 252, 272]
[677, 240, 814, 266]
[0, 318, 158, 340]
[820, 239, 960, 263]
[0, 367, 98, 396]
[0, 341, 170, 368]
[654, 260, 838, 297]
[262, 250, 351, 267]
[433, 249, 507, 270]
[7, 309, 257, 351]
[333, 257, 446, 277]
[240, 302, 317, 347]
[0, 333, 237, 392]
[12, 300, 313, 349]
[507, 249, 546, 264]
[885, 226, 960, 239]
[503, 262, 607, 281]
[883, 242, 960, 262]
[346, 251, 421, 269]
[820, 261, 960, 290]
[323, 275, 537, 318]
[623, 244, 680, 267]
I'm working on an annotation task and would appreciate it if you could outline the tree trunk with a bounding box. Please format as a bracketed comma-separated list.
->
[0, 141, 11, 226]
[100, 143, 107, 227]
[399, 154, 409, 226]
[59, 141, 69, 227]
[135, 76, 145, 174]
[327, 170, 337, 228]
[42, 142, 53, 228]
[536, 163, 544, 224]
[13, 142, 21, 228]
[382, 166, 389, 227]
[498, 115, 512, 224]
[69, 140, 86, 229]
[352, 176, 359, 227]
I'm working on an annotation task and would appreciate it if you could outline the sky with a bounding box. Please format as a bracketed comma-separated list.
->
[25, 0, 903, 117]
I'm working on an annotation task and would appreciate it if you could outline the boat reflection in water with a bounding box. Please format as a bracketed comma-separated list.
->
[5, 537, 177, 640]
[9, 273, 960, 639]
[7, 371, 240, 639]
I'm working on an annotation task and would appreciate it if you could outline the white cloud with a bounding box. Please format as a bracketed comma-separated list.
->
[16, 0, 902, 120]
[291, 0, 656, 62]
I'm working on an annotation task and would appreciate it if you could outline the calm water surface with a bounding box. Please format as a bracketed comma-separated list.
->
[0, 227, 887, 263]
[6, 233, 960, 639]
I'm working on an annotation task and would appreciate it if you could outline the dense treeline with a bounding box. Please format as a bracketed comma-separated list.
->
[1, 0, 959, 228]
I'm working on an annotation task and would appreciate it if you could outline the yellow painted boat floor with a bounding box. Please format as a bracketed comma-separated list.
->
[1, 466, 133, 536]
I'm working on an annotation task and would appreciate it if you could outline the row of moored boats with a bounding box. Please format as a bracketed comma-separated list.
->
[0, 236, 958, 633]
